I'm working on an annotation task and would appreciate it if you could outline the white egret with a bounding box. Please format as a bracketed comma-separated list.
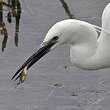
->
[12, 3, 110, 82]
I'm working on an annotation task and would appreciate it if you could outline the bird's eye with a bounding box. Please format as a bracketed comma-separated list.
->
[52, 36, 59, 41]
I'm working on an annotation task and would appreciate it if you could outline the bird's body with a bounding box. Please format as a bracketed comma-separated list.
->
[70, 3, 110, 70]
[12, 2, 110, 83]
[70, 19, 110, 70]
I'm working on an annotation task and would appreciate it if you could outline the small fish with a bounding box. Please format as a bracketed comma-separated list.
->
[17, 66, 27, 85]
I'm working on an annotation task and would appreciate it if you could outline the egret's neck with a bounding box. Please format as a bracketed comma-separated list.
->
[70, 29, 110, 70]
[70, 21, 99, 70]
[70, 41, 98, 70]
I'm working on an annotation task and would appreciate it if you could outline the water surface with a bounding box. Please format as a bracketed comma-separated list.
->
[0, 0, 110, 110]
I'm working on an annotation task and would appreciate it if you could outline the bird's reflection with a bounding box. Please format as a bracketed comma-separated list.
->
[0, 0, 22, 52]
[59, 0, 75, 19]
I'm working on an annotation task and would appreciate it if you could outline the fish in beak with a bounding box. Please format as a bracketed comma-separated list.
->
[17, 66, 28, 85]
[11, 36, 58, 84]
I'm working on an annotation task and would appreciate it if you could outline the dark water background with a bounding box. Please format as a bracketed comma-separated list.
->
[0, 0, 110, 109]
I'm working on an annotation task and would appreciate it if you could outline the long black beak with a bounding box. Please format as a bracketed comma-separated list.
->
[11, 41, 57, 81]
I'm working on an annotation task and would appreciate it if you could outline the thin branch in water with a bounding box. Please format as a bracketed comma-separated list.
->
[59, 0, 75, 19]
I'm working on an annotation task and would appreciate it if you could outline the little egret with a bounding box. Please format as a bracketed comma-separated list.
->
[12, 3, 110, 83]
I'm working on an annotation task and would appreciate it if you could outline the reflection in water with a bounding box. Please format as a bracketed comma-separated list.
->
[2, 33, 8, 52]
[0, 0, 22, 52]
[1, 22, 8, 52]
[59, 0, 75, 19]
[7, 11, 12, 23]
[15, 0, 21, 47]
[0, 0, 3, 27]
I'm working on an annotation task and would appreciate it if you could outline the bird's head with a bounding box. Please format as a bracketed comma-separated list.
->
[43, 19, 82, 50]
[11, 19, 82, 82]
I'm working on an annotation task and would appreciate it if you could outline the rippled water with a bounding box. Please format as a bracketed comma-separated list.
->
[0, 0, 110, 110]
